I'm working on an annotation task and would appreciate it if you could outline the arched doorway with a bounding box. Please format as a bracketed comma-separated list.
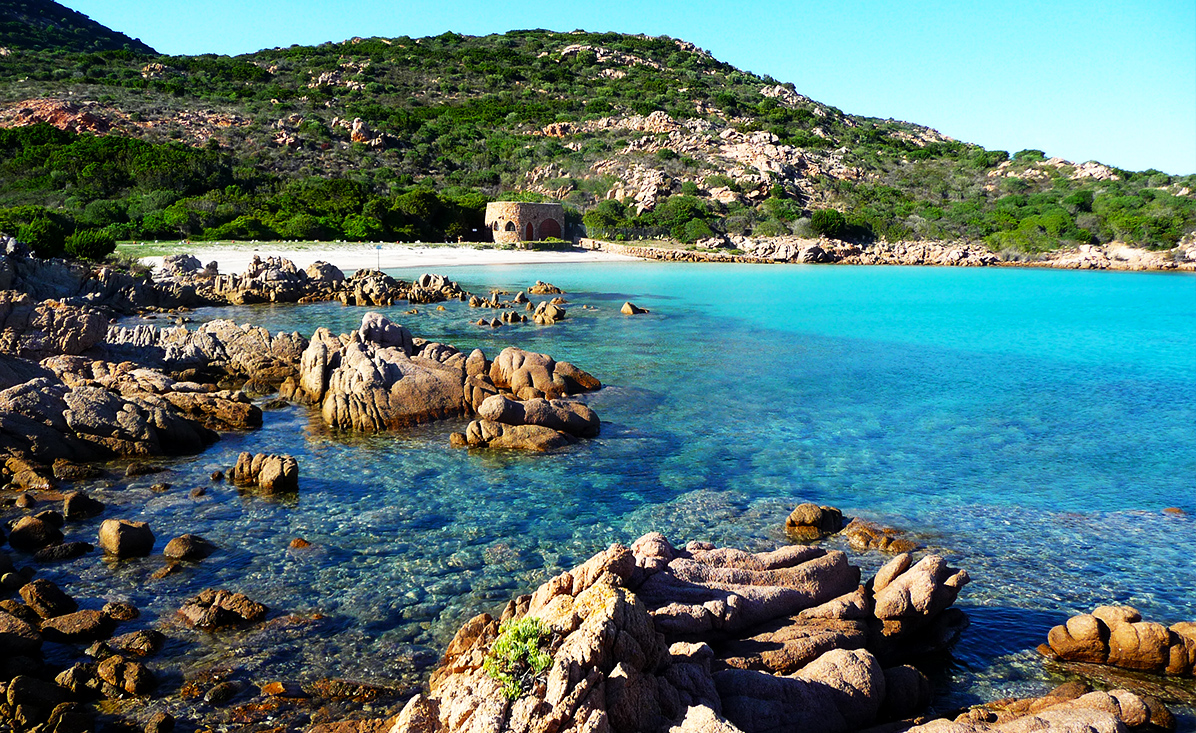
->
[540, 218, 562, 239]
[525, 222, 535, 241]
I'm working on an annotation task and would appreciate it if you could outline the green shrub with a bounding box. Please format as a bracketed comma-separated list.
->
[64, 229, 117, 261]
[18, 218, 67, 258]
[483, 617, 553, 701]
[810, 209, 847, 239]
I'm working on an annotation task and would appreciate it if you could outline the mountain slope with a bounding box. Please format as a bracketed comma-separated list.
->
[0, 13, 1191, 255]
[0, 0, 154, 53]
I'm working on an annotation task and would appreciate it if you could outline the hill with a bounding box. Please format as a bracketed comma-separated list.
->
[0, 0, 154, 53]
[0, 7, 1191, 257]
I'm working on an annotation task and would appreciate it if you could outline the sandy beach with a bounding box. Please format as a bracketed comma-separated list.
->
[133, 242, 639, 275]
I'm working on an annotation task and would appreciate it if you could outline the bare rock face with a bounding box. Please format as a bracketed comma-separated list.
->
[1041, 605, 1196, 677]
[177, 588, 267, 630]
[0, 293, 108, 360]
[231, 452, 299, 492]
[382, 535, 972, 733]
[306, 261, 345, 283]
[98, 519, 155, 558]
[298, 314, 468, 431]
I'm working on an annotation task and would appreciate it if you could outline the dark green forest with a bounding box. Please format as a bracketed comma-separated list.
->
[0, 3, 1192, 258]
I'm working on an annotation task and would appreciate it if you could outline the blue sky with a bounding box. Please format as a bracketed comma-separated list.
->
[63, 0, 1195, 175]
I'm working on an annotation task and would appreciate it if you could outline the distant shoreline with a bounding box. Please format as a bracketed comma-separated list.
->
[125, 241, 637, 275]
[124, 237, 1196, 276]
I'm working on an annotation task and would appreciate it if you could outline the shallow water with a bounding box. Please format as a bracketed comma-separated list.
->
[16, 263, 1196, 723]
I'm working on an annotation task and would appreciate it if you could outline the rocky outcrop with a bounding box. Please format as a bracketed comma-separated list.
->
[286, 314, 602, 448]
[907, 681, 1171, 732]
[0, 292, 108, 360]
[0, 355, 239, 465]
[387, 535, 970, 733]
[106, 318, 307, 389]
[231, 452, 299, 492]
[1040, 605, 1196, 677]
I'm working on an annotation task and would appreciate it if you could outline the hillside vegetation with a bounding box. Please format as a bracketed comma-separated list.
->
[0, 5, 1192, 258]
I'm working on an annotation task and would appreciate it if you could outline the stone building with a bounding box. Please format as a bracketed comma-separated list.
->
[484, 202, 565, 245]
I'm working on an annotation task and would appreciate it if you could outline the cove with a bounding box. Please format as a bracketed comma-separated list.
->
[58, 262, 1195, 720]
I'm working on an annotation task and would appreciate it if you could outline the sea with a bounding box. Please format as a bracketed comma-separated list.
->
[32, 262, 1196, 723]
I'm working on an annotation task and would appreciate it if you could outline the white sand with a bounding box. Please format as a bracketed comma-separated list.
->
[137, 242, 638, 275]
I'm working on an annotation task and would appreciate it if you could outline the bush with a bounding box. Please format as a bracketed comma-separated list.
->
[483, 618, 552, 701]
[64, 229, 117, 261]
[810, 209, 847, 239]
[18, 218, 67, 258]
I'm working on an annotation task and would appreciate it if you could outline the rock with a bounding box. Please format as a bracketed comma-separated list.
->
[98, 519, 155, 558]
[125, 462, 164, 477]
[306, 261, 345, 283]
[5, 675, 71, 723]
[40, 609, 115, 643]
[231, 452, 299, 492]
[458, 419, 578, 451]
[177, 588, 267, 629]
[715, 649, 886, 733]
[528, 281, 563, 295]
[842, 518, 919, 553]
[163, 533, 217, 561]
[34, 541, 94, 562]
[871, 554, 970, 650]
[145, 711, 174, 733]
[19, 578, 77, 618]
[62, 491, 105, 521]
[910, 683, 1170, 732]
[1043, 606, 1195, 677]
[7, 515, 64, 551]
[621, 301, 649, 315]
[97, 654, 156, 695]
[33, 509, 64, 528]
[0, 609, 42, 656]
[533, 300, 567, 325]
[784, 503, 845, 541]
[102, 601, 140, 621]
[204, 680, 241, 705]
[52, 458, 102, 481]
[476, 394, 600, 437]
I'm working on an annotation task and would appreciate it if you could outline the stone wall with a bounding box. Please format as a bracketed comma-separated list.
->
[484, 202, 565, 245]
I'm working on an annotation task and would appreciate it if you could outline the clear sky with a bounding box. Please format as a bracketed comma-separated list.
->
[61, 0, 1196, 175]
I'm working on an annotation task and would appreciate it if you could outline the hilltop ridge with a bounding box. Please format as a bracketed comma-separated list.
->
[0, 0, 155, 53]
[0, 5, 1191, 257]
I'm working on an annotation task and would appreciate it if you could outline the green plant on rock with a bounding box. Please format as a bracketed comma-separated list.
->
[483, 617, 553, 701]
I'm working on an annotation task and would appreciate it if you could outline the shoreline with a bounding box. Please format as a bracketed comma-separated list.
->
[126, 238, 1196, 275]
[129, 241, 638, 275]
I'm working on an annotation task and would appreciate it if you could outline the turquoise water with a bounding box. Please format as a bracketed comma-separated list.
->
[21, 263, 1196, 720]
